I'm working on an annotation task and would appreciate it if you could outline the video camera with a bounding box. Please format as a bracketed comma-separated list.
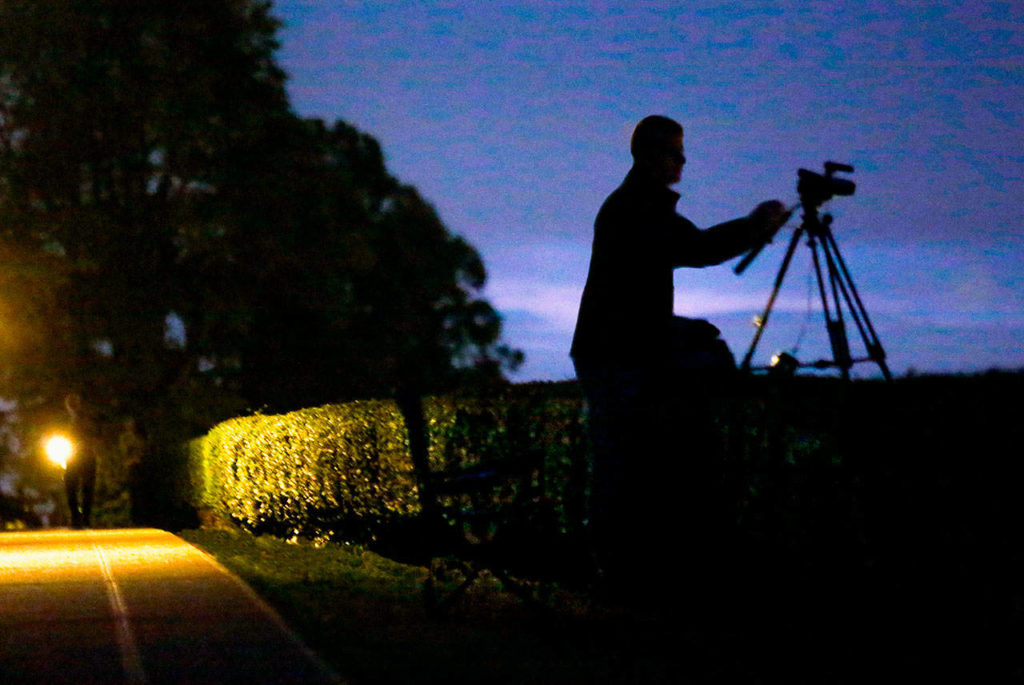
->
[797, 162, 855, 206]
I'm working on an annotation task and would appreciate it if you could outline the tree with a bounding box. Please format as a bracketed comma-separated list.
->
[0, 0, 290, 403]
[0, 0, 295, 520]
[223, 119, 522, 411]
[0, 1, 521, 521]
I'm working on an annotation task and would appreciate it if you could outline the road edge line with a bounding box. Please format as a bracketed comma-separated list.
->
[92, 536, 148, 684]
[177, 535, 347, 685]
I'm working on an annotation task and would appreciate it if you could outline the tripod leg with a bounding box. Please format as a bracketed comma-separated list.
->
[821, 228, 893, 381]
[809, 234, 853, 380]
[742, 227, 804, 372]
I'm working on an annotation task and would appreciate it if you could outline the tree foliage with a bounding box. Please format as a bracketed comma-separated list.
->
[0, 0, 290, 413]
[217, 118, 522, 411]
[0, 0, 521, 519]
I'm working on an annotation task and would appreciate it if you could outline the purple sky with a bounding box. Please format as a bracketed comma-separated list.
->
[271, 1, 1023, 381]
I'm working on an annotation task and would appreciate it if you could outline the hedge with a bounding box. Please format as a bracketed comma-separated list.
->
[185, 383, 587, 544]
[181, 379, 876, 548]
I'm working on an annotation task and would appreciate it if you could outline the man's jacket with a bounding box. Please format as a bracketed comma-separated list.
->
[571, 168, 766, 367]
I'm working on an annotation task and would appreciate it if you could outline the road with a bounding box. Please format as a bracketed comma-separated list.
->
[0, 528, 344, 684]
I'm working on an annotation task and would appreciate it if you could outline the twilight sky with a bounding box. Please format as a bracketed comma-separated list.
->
[271, 0, 1023, 381]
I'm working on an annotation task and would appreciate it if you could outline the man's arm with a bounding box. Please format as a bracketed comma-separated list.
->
[670, 201, 789, 268]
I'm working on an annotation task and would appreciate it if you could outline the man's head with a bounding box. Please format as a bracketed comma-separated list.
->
[631, 115, 685, 186]
[64, 392, 82, 417]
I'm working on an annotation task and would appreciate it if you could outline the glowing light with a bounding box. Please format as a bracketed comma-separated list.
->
[44, 434, 74, 469]
[769, 352, 799, 377]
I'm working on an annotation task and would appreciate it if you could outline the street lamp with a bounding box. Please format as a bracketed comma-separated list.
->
[44, 434, 74, 470]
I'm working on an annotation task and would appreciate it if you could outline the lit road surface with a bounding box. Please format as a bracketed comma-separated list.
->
[0, 529, 344, 684]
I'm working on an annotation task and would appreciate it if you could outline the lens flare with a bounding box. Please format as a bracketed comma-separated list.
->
[44, 435, 74, 469]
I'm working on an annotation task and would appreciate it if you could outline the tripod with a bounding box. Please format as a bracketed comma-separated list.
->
[736, 165, 892, 381]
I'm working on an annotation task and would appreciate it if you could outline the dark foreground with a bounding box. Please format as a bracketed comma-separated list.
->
[184, 523, 1019, 684]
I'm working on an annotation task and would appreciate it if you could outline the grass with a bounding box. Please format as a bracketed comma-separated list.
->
[180, 526, 761, 684]
[185, 524, 992, 684]
[181, 521, 1018, 684]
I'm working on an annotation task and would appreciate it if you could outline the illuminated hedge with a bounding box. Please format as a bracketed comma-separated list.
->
[184, 379, 855, 549]
[189, 400, 419, 540]
[187, 384, 587, 543]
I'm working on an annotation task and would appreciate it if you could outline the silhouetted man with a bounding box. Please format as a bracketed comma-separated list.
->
[64, 393, 98, 529]
[571, 115, 788, 602]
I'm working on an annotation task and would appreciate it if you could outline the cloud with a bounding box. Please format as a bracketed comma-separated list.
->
[490, 282, 581, 332]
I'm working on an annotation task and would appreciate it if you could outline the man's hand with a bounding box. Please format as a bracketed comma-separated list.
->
[749, 200, 791, 236]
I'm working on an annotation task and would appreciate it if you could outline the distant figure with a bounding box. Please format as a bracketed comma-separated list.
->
[63, 393, 98, 529]
[571, 115, 788, 602]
